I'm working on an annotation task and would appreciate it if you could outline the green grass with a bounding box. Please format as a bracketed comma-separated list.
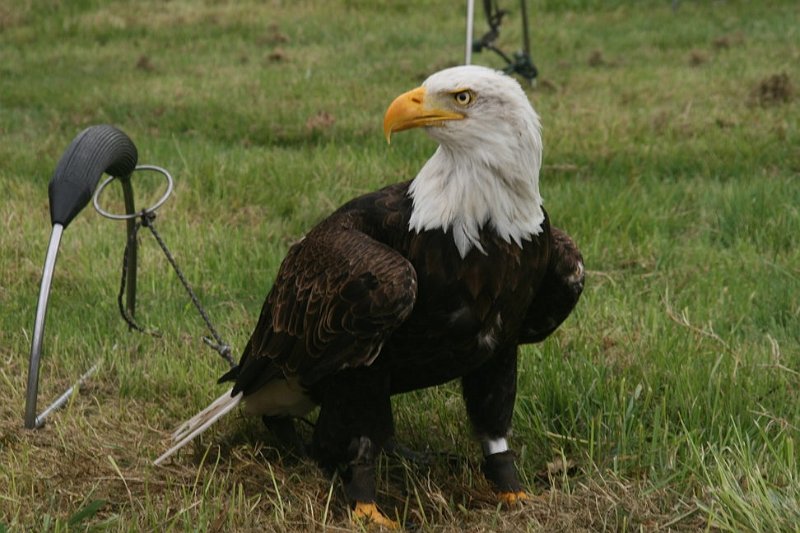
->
[1, 0, 799, 530]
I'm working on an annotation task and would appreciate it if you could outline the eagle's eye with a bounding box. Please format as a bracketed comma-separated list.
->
[452, 90, 474, 106]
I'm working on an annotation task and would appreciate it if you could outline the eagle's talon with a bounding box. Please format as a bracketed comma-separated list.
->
[352, 501, 399, 529]
[498, 490, 529, 505]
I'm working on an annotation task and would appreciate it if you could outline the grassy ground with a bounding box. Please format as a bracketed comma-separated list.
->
[1, 0, 799, 530]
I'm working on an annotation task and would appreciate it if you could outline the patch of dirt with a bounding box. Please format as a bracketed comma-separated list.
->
[258, 23, 291, 65]
[715, 117, 737, 129]
[267, 48, 288, 63]
[688, 50, 708, 67]
[257, 23, 290, 46]
[0, 6, 22, 30]
[588, 49, 607, 67]
[750, 72, 794, 107]
[712, 32, 745, 50]
[305, 111, 335, 133]
[135, 55, 155, 72]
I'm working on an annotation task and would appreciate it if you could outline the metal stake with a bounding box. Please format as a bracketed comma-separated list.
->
[465, 0, 475, 65]
[24, 224, 63, 429]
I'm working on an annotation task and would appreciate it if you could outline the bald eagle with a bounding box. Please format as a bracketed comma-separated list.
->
[156, 65, 584, 527]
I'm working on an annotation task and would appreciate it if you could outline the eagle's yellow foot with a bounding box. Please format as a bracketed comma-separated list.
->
[498, 490, 529, 505]
[352, 502, 399, 529]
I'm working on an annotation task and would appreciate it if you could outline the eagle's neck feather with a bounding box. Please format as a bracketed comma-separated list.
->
[408, 135, 544, 258]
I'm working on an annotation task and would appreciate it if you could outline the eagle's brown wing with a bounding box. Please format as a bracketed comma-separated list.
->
[224, 213, 417, 397]
[519, 226, 584, 344]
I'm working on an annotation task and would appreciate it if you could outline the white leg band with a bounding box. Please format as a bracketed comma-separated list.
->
[481, 437, 509, 456]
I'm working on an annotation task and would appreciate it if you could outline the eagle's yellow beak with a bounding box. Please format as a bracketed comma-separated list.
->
[383, 86, 464, 143]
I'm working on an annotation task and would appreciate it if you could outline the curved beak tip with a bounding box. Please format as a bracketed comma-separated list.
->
[382, 86, 426, 144]
[382, 85, 464, 143]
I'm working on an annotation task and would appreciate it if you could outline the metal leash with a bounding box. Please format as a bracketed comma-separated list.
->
[140, 212, 235, 367]
[95, 166, 236, 368]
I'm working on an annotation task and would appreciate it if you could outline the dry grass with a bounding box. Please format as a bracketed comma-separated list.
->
[1, 349, 704, 531]
[0, 429, 695, 531]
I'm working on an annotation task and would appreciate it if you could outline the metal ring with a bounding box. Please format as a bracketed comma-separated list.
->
[93, 165, 174, 220]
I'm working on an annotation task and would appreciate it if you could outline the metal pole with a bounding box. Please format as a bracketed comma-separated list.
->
[520, 0, 531, 60]
[465, 0, 475, 65]
[32, 364, 99, 428]
[120, 175, 137, 321]
[25, 224, 64, 429]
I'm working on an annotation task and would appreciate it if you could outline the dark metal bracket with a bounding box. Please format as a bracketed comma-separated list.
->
[466, 0, 538, 83]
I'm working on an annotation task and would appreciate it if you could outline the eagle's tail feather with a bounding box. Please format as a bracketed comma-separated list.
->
[154, 388, 243, 466]
[171, 388, 239, 441]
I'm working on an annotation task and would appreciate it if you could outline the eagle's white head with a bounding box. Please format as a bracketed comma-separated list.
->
[384, 65, 544, 258]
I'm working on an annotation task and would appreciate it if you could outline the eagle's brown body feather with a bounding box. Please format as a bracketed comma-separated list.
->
[221, 181, 583, 472]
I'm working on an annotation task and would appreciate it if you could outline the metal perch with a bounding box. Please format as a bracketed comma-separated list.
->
[25, 125, 138, 429]
[25, 125, 232, 429]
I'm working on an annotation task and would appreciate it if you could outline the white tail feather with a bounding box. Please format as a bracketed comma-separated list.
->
[171, 388, 239, 441]
[154, 388, 243, 466]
